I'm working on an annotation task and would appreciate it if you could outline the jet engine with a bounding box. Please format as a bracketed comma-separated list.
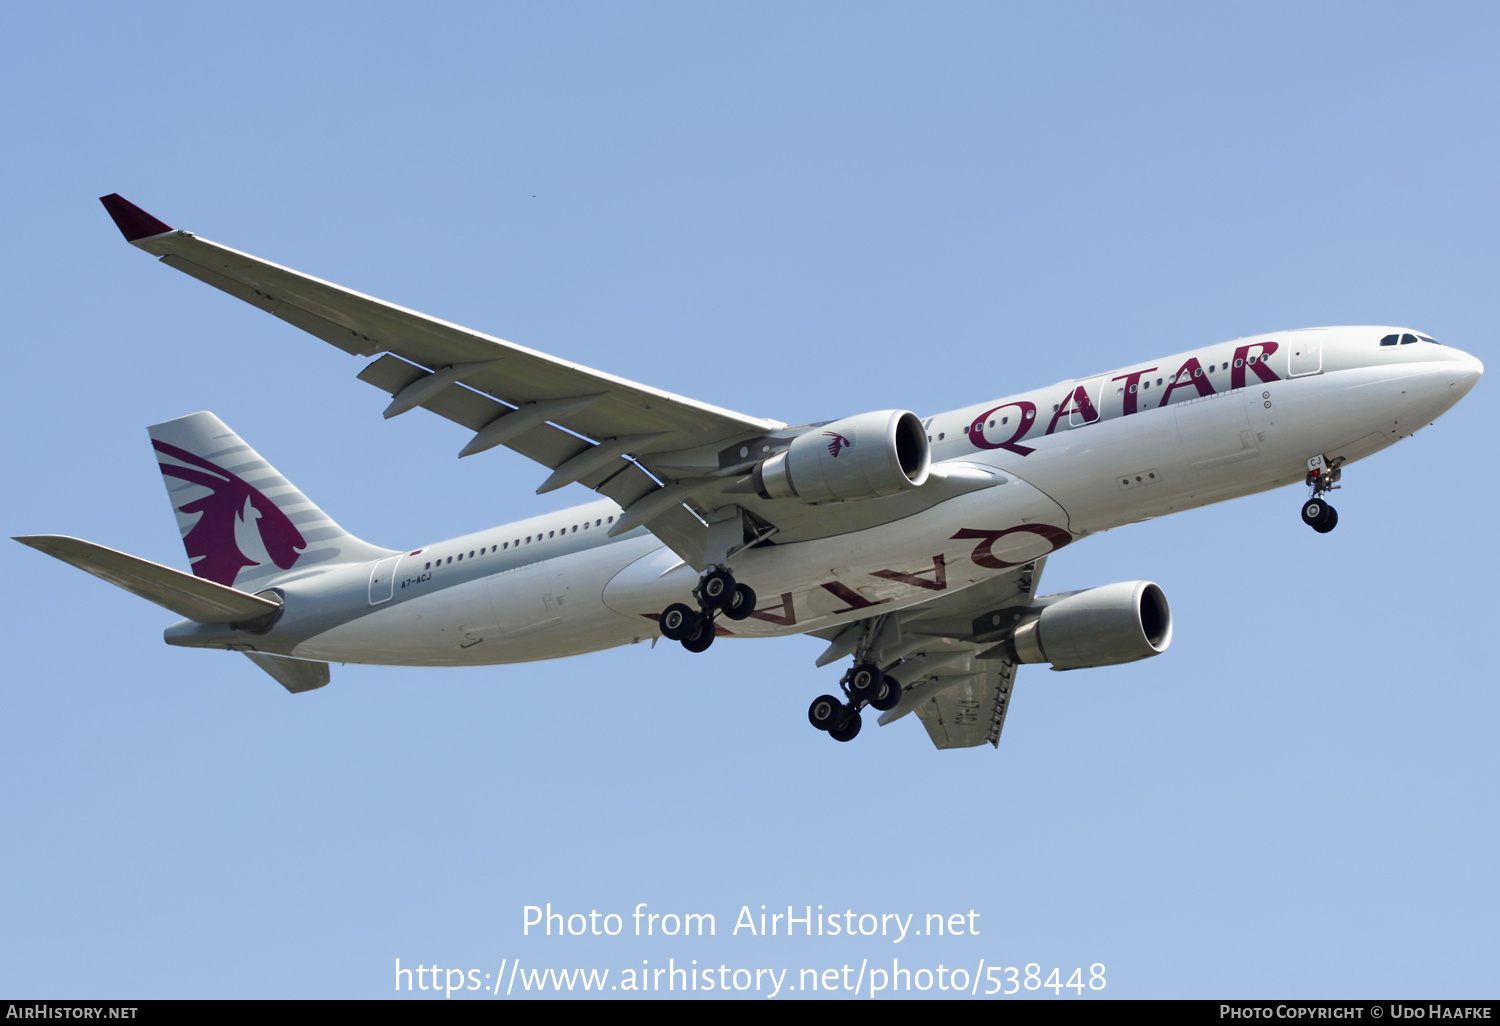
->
[749, 410, 931, 503]
[1011, 581, 1172, 670]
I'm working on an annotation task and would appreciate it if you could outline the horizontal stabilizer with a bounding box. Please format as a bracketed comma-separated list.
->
[14, 535, 281, 624]
[244, 652, 329, 693]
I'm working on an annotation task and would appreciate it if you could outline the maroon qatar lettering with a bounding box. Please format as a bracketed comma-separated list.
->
[968, 401, 1038, 456]
[1231, 341, 1280, 390]
[870, 555, 948, 591]
[1157, 356, 1215, 406]
[749, 591, 798, 626]
[1111, 366, 1158, 417]
[820, 581, 892, 615]
[1045, 385, 1100, 435]
[952, 524, 1072, 569]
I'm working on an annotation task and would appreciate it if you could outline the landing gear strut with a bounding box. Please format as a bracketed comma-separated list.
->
[1302, 454, 1343, 534]
[807, 661, 903, 743]
[657, 566, 756, 653]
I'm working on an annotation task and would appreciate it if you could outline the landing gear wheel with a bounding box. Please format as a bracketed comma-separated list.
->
[1313, 506, 1339, 533]
[808, 694, 844, 731]
[681, 618, 715, 653]
[828, 711, 862, 742]
[698, 568, 738, 611]
[870, 675, 903, 712]
[659, 603, 698, 642]
[722, 583, 757, 621]
[847, 662, 883, 704]
[1301, 498, 1326, 528]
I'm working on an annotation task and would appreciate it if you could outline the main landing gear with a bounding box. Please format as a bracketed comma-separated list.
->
[658, 566, 756, 653]
[1301, 454, 1344, 534]
[807, 662, 903, 743]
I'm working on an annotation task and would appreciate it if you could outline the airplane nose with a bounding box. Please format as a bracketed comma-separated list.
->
[1451, 349, 1484, 399]
[1405, 348, 1484, 426]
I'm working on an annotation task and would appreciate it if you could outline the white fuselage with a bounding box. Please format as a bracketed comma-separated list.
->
[266, 327, 1480, 667]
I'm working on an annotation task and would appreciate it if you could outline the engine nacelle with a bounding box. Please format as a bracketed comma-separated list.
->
[1012, 581, 1172, 670]
[750, 410, 930, 503]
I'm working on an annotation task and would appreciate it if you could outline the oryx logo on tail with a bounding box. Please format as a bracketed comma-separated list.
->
[824, 431, 853, 458]
[152, 440, 306, 587]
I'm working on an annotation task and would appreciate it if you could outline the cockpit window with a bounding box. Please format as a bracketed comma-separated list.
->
[1380, 334, 1398, 346]
[1400, 333, 1419, 345]
[1417, 334, 1439, 345]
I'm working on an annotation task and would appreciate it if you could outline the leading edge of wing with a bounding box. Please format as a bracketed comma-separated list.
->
[97, 194, 785, 438]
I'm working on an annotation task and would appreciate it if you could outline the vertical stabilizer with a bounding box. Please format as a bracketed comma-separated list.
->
[148, 412, 393, 591]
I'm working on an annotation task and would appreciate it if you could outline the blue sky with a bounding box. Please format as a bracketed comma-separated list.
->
[2, 1, 1496, 999]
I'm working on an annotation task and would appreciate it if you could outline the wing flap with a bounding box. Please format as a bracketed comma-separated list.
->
[817, 559, 1048, 751]
[354, 354, 666, 508]
[160, 255, 278, 314]
[270, 300, 385, 357]
[908, 659, 1018, 750]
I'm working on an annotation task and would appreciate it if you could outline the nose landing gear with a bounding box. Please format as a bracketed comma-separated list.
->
[807, 662, 903, 743]
[1301, 454, 1344, 534]
[657, 566, 757, 653]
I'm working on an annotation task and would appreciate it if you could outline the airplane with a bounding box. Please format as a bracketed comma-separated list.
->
[14, 194, 1484, 750]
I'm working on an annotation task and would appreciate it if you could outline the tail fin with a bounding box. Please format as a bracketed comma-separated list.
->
[149, 412, 393, 591]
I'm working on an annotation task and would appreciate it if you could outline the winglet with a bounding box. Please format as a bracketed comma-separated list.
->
[99, 193, 173, 242]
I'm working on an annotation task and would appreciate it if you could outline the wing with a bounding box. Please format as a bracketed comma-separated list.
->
[811, 558, 1047, 751]
[907, 655, 1019, 751]
[100, 195, 787, 564]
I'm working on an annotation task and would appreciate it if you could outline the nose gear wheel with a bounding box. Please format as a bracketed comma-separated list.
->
[1301, 454, 1344, 533]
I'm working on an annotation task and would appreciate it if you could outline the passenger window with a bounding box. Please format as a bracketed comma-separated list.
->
[1400, 333, 1418, 345]
[425, 562, 431, 570]
[457, 554, 463, 561]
